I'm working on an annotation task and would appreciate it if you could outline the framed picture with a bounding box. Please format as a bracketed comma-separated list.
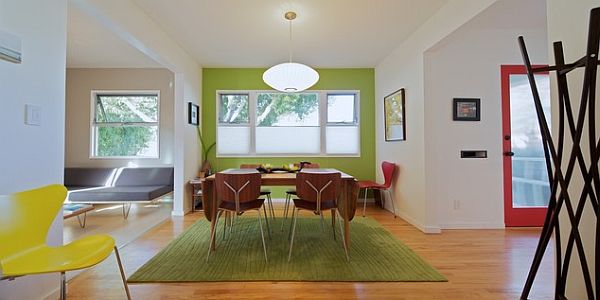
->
[453, 98, 480, 121]
[384, 88, 406, 141]
[188, 102, 199, 125]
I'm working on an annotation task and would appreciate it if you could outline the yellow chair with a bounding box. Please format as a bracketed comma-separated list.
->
[0, 184, 131, 300]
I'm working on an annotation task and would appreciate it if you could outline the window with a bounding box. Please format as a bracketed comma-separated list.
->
[326, 94, 360, 154]
[91, 92, 160, 158]
[216, 90, 359, 156]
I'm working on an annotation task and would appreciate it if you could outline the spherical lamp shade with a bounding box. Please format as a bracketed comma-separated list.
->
[262, 62, 319, 93]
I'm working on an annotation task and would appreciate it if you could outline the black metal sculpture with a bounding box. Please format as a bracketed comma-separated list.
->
[518, 7, 600, 300]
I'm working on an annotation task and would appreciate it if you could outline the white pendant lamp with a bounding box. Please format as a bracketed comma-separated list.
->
[263, 11, 319, 93]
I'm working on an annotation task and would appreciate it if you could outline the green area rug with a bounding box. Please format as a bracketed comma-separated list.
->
[128, 216, 446, 282]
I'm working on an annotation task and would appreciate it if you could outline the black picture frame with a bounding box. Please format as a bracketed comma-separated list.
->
[384, 88, 406, 141]
[188, 102, 199, 125]
[453, 98, 480, 121]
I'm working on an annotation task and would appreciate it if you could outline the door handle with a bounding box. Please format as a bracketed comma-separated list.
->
[503, 151, 515, 157]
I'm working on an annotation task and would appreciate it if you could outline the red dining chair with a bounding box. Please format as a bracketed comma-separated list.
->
[358, 161, 397, 217]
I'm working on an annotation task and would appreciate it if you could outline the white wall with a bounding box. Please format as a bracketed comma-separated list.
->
[0, 0, 66, 299]
[547, 0, 598, 298]
[424, 0, 548, 229]
[71, 0, 201, 215]
[65, 68, 175, 168]
[375, 0, 497, 232]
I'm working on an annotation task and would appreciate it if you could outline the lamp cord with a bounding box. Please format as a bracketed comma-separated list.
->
[288, 18, 293, 63]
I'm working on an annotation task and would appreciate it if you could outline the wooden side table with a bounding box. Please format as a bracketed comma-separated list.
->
[189, 178, 203, 212]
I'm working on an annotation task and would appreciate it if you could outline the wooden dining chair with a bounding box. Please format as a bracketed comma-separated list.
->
[206, 171, 270, 262]
[281, 162, 320, 230]
[287, 171, 348, 261]
[240, 164, 275, 220]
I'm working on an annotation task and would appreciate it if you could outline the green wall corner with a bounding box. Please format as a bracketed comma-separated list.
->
[201, 68, 376, 196]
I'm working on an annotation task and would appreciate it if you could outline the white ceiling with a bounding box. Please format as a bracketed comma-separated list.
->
[67, 0, 449, 68]
[67, 4, 162, 68]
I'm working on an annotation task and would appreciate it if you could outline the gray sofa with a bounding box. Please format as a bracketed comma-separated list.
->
[64, 167, 174, 218]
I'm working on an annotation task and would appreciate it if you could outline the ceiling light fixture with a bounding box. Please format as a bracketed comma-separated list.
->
[263, 11, 319, 93]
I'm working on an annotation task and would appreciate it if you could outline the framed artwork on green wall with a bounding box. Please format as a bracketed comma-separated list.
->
[384, 88, 406, 141]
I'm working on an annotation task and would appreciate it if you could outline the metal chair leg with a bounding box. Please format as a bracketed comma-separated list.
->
[362, 188, 369, 217]
[222, 211, 229, 240]
[60, 271, 66, 300]
[256, 209, 268, 262]
[335, 209, 350, 261]
[281, 193, 291, 231]
[267, 193, 276, 220]
[387, 189, 397, 218]
[263, 205, 272, 239]
[114, 246, 131, 300]
[320, 211, 325, 231]
[287, 208, 299, 262]
[206, 210, 222, 262]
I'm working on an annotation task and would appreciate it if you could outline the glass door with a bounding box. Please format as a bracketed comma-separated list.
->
[501, 65, 550, 227]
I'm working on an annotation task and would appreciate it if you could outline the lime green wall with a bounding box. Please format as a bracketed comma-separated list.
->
[201, 68, 375, 195]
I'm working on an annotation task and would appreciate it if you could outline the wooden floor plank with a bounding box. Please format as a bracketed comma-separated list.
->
[66, 204, 554, 300]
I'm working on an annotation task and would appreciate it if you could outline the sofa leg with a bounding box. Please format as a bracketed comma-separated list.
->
[122, 204, 132, 219]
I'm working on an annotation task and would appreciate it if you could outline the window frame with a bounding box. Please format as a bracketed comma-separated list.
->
[216, 90, 360, 157]
[89, 90, 161, 159]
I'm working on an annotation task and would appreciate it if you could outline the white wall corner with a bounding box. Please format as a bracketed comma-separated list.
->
[396, 210, 441, 234]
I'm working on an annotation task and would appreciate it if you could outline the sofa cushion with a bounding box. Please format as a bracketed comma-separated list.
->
[64, 168, 115, 187]
[113, 168, 174, 187]
[68, 185, 173, 202]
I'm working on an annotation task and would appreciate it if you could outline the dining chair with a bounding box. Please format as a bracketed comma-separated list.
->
[281, 162, 320, 230]
[358, 161, 397, 217]
[287, 171, 348, 261]
[206, 170, 270, 262]
[240, 164, 275, 220]
[0, 184, 130, 300]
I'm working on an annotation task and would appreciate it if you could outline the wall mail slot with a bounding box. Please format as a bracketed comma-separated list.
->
[461, 150, 487, 158]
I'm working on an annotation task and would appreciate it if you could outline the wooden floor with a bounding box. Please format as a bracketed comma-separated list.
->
[66, 204, 554, 300]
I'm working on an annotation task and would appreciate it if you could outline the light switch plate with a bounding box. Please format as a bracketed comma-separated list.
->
[25, 104, 41, 126]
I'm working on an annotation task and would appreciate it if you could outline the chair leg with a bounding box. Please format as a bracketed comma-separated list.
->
[319, 211, 325, 232]
[206, 210, 222, 262]
[263, 205, 272, 239]
[122, 204, 132, 219]
[362, 188, 368, 217]
[287, 204, 296, 241]
[281, 193, 290, 231]
[114, 246, 132, 300]
[331, 209, 337, 241]
[287, 208, 299, 262]
[387, 189, 397, 218]
[267, 193, 275, 220]
[60, 271, 66, 300]
[222, 211, 229, 240]
[256, 209, 268, 262]
[335, 209, 350, 261]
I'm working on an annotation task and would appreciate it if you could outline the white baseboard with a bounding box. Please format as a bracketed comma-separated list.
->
[171, 210, 185, 217]
[394, 210, 441, 234]
[440, 222, 505, 229]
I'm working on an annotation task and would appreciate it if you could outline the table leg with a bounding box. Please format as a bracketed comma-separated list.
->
[202, 179, 217, 251]
[343, 180, 350, 250]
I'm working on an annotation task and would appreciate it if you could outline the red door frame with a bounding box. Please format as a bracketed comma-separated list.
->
[501, 65, 548, 227]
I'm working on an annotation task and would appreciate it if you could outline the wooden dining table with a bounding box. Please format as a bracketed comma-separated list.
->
[201, 168, 359, 252]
